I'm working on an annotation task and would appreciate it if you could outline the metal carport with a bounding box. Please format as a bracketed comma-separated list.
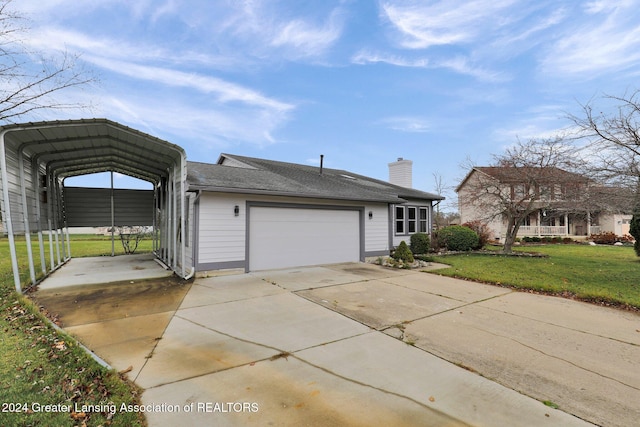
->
[0, 119, 191, 292]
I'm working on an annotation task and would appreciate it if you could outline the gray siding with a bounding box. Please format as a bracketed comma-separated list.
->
[64, 187, 154, 227]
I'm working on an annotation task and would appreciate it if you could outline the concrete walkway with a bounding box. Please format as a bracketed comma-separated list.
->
[35, 259, 640, 426]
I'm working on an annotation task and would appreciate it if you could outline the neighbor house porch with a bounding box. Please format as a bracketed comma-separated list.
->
[514, 210, 600, 238]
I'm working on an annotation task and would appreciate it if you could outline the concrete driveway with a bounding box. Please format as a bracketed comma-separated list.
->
[35, 261, 640, 426]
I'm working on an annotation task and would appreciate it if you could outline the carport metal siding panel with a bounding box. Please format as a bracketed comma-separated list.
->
[63, 188, 154, 227]
[246, 202, 364, 272]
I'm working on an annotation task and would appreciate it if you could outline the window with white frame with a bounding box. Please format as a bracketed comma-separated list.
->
[395, 205, 430, 235]
[395, 206, 405, 233]
[419, 208, 428, 232]
[407, 207, 417, 233]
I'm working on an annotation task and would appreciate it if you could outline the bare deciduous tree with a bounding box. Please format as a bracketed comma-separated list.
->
[569, 90, 640, 188]
[0, 0, 95, 123]
[458, 137, 582, 253]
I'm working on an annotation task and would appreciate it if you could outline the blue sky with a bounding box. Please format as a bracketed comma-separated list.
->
[15, 0, 640, 208]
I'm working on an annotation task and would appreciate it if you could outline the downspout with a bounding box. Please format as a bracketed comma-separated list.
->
[183, 189, 201, 281]
[180, 155, 186, 278]
[0, 128, 22, 292]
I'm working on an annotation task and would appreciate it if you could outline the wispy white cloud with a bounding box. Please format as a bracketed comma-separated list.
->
[380, 0, 517, 49]
[97, 91, 288, 149]
[352, 50, 507, 82]
[541, 2, 640, 77]
[492, 104, 577, 143]
[352, 50, 428, 67]
[85, 56, 294, 113]
[379, 116, 431, 133]
[269, 9, 345, 58]
[207, 1, 346, 60]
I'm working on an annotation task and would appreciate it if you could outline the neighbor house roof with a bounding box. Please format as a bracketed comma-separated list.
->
[187, 153, 444, 204]
[456, 166, 589, 192]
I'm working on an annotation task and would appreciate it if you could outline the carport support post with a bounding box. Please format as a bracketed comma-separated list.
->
[32, 161, 47, 275]
[17, 150, 36, 285]
[0, 130, 23, 292]
[111, 171, 115, 257]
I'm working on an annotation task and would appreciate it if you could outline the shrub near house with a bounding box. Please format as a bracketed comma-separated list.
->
[590, 232, 634, 245]
[410, 233, 431, 254]
[462, 220, 491, 250]
[437, 225, 479, 252]
[392, 240, 414, 263]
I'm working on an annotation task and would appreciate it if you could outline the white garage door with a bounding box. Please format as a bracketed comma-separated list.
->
[249, 206, 361, 271]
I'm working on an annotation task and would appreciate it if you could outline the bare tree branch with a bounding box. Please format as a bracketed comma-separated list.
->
[569, 90, 640, 187]
[0, 0, 96, 123]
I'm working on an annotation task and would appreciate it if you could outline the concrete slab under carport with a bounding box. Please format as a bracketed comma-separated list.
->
[31, 256, 190, 379]
[38, 253, 174, 289]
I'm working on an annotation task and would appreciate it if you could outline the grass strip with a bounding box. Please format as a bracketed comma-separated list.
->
[431, 244, 640, 310]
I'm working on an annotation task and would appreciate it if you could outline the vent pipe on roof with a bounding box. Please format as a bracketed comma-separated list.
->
[320, 154, 324, 175]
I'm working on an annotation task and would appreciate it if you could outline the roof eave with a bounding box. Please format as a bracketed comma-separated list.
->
[187, 184, 404, 204]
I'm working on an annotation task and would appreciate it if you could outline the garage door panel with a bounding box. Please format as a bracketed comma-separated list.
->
[249, 207, 360, 271]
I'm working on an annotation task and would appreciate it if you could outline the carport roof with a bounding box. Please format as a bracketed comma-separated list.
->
[1, 118, 186, 183]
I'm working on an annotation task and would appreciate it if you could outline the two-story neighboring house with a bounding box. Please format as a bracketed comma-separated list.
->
[456, 166, 633, 242]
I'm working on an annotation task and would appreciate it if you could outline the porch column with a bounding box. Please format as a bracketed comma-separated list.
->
[537, 211, 541, 237]
[564, 213, 569, 236]
[587, 211, 591, 236]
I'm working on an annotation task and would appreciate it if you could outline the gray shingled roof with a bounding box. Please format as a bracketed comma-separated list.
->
[187, 154, 443, 203]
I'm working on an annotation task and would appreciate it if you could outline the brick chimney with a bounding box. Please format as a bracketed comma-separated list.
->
[388, 157, 412, 188]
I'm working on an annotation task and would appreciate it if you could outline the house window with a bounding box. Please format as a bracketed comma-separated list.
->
[395, 205, 430, 235]
[407, 207, 417, 233]
[419, 208, 428, 232]
[512, 184, 531, 200]
[395, 206, 405, 234]
[539, 184, 554, 200]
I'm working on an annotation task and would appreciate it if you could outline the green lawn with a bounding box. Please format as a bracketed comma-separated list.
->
[0, 235, 148, 426]
[431, 244, 640, 310]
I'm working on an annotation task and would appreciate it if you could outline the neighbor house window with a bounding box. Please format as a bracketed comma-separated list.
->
[419, 208, 428, 232]
[395, 206, 405, 233]
[407, 207, 417, 233]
